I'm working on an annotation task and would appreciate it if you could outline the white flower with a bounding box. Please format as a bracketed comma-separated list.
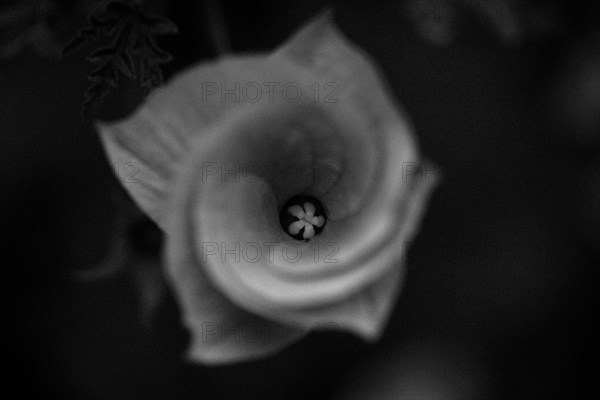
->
[97, 12, 437, 364]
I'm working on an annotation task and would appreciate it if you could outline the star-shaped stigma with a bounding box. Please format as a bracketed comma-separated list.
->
[279, 195, 327, 241]
[287, 202, 326, 240]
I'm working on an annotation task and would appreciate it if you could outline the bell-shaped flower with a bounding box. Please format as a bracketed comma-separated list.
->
[97, 13, 437, 364]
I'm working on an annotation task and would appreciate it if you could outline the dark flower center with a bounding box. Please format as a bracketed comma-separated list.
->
[279, 195, 327, 241]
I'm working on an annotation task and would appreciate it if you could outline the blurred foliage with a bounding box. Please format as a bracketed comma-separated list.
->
[0, 0, 65, 59]
[402, 0, 565, 46]
[61, 0, 178, 118]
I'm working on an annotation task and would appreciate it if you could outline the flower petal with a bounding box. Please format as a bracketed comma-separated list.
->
[311, 215, 325, 227]
[302, 223, 315, 239]
[288, 220, 306, 235]
[287, 205, 305, 219]
[165, 155, 306, 364]
[303, 202, 316, 218]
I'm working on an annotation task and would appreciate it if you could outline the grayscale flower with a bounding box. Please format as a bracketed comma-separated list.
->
[97, 12, 437, 364]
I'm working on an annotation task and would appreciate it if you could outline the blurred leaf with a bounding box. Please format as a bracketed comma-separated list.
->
[61, 0, 178, 119]
[139, 14, 179, 35]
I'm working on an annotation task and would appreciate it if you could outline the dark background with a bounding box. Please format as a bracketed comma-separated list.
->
[2, 0, 599, 399]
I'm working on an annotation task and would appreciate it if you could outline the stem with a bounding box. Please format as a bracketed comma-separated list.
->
[203, 0, 231, 55]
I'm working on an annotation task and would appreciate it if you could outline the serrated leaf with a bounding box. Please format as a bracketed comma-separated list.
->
[87, 45, 117, 62]
[121, 50, 136, 78]
[139, 14, 179, 35]
[145, 35, 173, 63]
[63, 0, 177, 120]
[111, 53, 135, 78]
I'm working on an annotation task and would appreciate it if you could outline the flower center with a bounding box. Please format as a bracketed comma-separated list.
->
[279, 195, 327, 241]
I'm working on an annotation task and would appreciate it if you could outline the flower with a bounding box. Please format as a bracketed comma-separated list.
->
[97, 12, 437, 364]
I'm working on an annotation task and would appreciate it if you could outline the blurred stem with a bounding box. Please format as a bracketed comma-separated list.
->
[203, 0, 231, 55]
